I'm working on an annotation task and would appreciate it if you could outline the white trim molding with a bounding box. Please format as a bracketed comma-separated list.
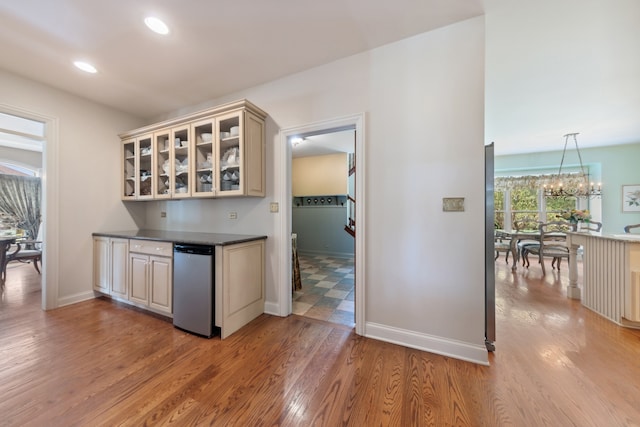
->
[277, 113, 366, 336]
[0, 103, 59, 310]
[366, 322, 490, 366]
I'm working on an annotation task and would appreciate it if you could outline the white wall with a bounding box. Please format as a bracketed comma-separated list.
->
[0, 68, 146, 306]
[292, 153, 348, 196]
[145, 16, 488, 363]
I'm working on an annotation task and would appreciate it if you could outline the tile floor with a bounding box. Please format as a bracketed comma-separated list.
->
[292, 253, 355, 328]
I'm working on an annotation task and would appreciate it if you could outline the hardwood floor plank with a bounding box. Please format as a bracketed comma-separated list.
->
[1, 261, 640, 426]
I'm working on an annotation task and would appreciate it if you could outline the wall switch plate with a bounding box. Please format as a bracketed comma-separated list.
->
[442, 197, 465, 212]
[160, 211, 166, 218]
[270, 202, 279, 213]
[228, 212, 238, 219]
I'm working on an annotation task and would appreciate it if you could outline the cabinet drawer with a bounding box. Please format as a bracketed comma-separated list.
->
[129, 240, 173, 257]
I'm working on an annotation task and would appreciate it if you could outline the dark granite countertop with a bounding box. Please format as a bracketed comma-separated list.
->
[92, 230, 267, 246]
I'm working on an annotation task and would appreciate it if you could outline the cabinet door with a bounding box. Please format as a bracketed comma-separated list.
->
[122, 139, 137, 200]
[191, 118, 215, 197]
[171, 124, 191, 198]
[110, 238, 129, 299]
[216, 239, 265, 338]
[129, 253, 149, 305]
[137, 133, 154, 200]
[153, 128, 172, 199]
[149, 256, 173, 314]
[93, 237, 110, 293]
[216, 111, 243, 197]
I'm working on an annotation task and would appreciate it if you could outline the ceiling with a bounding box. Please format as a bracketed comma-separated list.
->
[292, 129, 355, 159]
[0, 0, 484, 120]
[1, 1, 639, 156]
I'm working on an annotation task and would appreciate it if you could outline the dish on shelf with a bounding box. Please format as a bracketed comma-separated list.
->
[230, 126, 239, 136]
[201, 133, 212, 142]
[220, 131, 230, 139]
[220, 147, 240, 170]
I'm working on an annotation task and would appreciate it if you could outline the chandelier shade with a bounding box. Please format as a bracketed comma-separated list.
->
[543, 133, 601, 199]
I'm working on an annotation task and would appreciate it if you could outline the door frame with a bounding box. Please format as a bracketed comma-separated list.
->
[0, 103, 59, 310]
[277, 113, 366, 335]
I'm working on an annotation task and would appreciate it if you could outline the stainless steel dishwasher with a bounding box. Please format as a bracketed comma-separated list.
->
[173, 243, 216, 337]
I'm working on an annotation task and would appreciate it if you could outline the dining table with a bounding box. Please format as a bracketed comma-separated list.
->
[0, 236, 17, 288]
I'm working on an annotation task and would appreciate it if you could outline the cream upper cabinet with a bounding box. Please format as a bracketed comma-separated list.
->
[122, 139, 136, 200]
[216, 110, 265, 197]
[191, 118, 215, 198]
[153, 128, 172, 199]
[121, 134, 154, 200]
[119, 99, 266, 201]
[171, 125, 191, 198]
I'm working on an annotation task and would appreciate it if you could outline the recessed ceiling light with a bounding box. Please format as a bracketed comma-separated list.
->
[73, 61, 97, 74]
[144, 17, 169, 35]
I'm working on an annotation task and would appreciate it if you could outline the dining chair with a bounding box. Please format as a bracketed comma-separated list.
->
[624, 224, 640, 233]
[522, 220, 572, 275]
[583, 221, 603, 232]
[4, 223, 43, 276]
[494, 230, 511, 263]
[514, 217, 542, 266]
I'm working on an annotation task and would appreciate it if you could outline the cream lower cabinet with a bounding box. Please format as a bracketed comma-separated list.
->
[128, 240, 173, 315]
[215, 239, 265, 339]
[93, 236, 129, 299]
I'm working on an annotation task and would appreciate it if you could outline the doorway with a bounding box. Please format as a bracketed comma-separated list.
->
[291, 129, 355, 327]
[278, 113, 366, 336]
[0, 104, 58, 310]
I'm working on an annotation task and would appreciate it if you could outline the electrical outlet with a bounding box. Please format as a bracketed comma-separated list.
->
[270, 202, 279, 213]
[160, 211, 166, 218]
[228, 212, 238, 219]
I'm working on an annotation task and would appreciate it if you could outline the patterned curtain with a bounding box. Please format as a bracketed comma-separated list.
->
[495, 172, 588, 192]
[0, 174, 41, 240]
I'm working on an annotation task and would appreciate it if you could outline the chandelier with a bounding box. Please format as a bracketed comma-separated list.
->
[543, 133, 602, 199]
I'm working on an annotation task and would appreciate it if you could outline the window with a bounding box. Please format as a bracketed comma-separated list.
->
[495, 174, 582, 230]
[0, 111, 45, 152]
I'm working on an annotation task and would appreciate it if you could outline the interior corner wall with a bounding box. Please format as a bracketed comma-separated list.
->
[0, 68, 146, 306]
[146, 16, 487, 363]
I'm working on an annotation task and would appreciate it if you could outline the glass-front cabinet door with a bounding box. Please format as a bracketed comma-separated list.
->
[137, 134, 154, 200]
[191, 118, 215, 197]
[171, 125, 191, 198]
[217, 111, 244, 197]
[122, 138, 137, 200]
[154, 128, 172, 199]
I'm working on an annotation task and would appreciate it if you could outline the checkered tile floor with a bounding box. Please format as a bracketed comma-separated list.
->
[293, 253, 355, 328]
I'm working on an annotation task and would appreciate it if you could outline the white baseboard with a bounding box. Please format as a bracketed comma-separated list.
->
[365, 322, 489, 366]
[263, 301, 284, 316]
[57, 290, 96, 308]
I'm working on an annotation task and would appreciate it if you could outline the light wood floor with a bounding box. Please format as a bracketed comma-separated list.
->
[1, 260, 640, 426]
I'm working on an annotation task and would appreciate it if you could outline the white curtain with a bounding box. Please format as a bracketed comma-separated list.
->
[0, 174, 41, 240]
